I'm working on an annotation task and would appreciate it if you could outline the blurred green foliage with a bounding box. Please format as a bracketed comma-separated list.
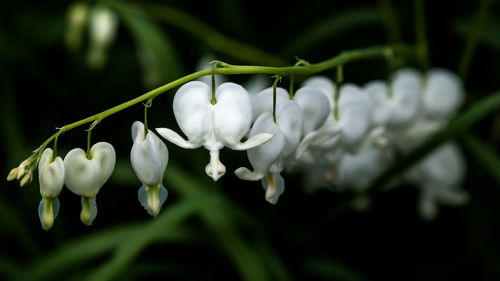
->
[1, 0, 500, 280]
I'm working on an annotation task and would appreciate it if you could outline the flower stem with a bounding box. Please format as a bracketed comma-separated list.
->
[414, 0, 429, 70]
[29, 45, 414, 161]
[272, 76, 281, 123]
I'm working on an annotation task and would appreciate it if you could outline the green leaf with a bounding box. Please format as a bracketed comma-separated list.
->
[85, 195, 216, 281]
[304, 258, 366, 281]
[462, 133, 500, 185]
[283, 8, 381, 56]
[20, 224, 140, 281]
[366, 90, 500, 191]
[112, 1, 185, 88]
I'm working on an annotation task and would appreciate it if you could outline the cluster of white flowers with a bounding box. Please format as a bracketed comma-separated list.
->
[7, 65, 467, 230]
[156, 67, 466, 220]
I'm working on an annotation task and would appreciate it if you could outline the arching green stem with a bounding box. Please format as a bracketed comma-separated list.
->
[21, 45, 414, 171]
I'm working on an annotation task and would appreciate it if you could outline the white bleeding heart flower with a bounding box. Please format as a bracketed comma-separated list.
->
[406, 142, 467, 220]
[423, 69, 464, 120]
[235, 101, 303, 204]
[251, 86, 290, 122]
[387, 68, 424, 129]
[37, 148, 64, 230]
[302, 76, 336, 107]
[364, 80, 392, 127]
[235, 112, 286, 181]
[156, 81, 273, 181]
[195, 55, 227, 87]
[327, 84, 372, 151]
[64, 142, 116, 226]
[294, 83, 341, 159]
[87, 5, 118, 69]
[335, 146, 385, 192]
[294, 86, 331, 136]
[131, 121, 169, 217]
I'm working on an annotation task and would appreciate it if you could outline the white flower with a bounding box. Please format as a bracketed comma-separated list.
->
[87, 5, 118, 69]
[131, 121, 169, 217]
[156, 81, 273, 181]
[363, 80, 392, 127]
[319, 84, 372, 152]
[423, 69, 464, 120]
[335, 146, 385, 192]
[386, 68, 424, 129]
[251, 86, 290, 121]
[64, 142, 116, 225]
[235, 100, 303, 204]
[406, 142, 467, 220]
[37, 148, 64, 230]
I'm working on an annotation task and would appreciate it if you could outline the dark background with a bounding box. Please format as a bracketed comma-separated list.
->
[1, 0, 500, 280]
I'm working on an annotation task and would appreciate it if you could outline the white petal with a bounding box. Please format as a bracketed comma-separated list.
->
[337, 85, 371, 148]
[424, 69, 464, 120]
[156, 128, 199, 149]
[275, 100, 304, 159]
[251, 87, 290, 121]
[64, 142, 115, 197]
[213, 82, 253, 147]
[262, 172, 285, 204]
[388, 68, 423, 128]
[294, 86, 331, 135]
[296, 125, 343, 159]
[38, 148, 65, 198]
[364, 80, 391, 127]
[172, 81, 212, 146]
[234, 167, 265, 181]
[235, 112, 286, 181]
[230, 133, 274, 151]
[205, 149, 226, 181]
[131, 122, 169, 186]
[302, 76, 336, 107]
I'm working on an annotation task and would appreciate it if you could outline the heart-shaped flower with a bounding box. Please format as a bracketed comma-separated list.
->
[423, 68, 464, 120]
[235, 100, 303, 204]
[406, 142, 467, 220]
[37, 148, 64, 230]
[387, 68, 424, 129]
[131, 121, 169, 217]
[64, 142, 116, 225]
[251, 87, 290, 121]
[156, 81, 273, 181]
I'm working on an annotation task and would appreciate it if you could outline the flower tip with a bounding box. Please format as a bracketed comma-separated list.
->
[205, 162, 226, 181]
[7, 167, 19, 181]
[138, 184, 168, 217]
[19, 173, 33, 187]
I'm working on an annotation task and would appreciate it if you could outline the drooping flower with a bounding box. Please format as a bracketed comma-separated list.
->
[131, 121, 169, 217]
[236, 100, 304, 204]
[156, 81, 273, 181]
[64, 142, 116, 226]
[422, 68, 464, 120]
[406, 142, 467, 220]
[37, 148, 65, 230]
